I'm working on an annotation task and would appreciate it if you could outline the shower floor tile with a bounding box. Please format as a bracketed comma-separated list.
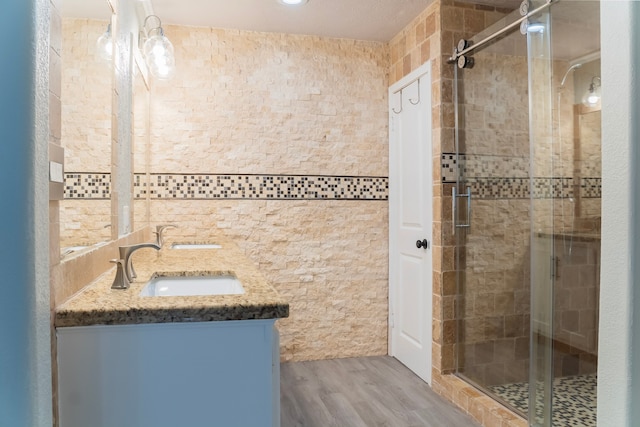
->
[489, 374, 597, 427]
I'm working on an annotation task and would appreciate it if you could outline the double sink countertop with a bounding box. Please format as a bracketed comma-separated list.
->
[55, 239, 289, 328]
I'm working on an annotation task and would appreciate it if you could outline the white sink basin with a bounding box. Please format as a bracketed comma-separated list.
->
[170, 243, 222, 249]
[140, 275, 244, 297]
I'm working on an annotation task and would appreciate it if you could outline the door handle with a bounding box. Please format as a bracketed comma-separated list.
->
[416, 239, 429, 249]
[452, 186, 472, 234]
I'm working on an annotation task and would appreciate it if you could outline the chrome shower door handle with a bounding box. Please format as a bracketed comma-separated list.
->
[465, 186, 472, 231]
[452, 186, 472, 234]
[452, 187, 457, 235]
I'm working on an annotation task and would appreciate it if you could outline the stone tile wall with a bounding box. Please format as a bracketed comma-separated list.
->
[61, 19, 112, 172]
[149, 25, 390, 361]
[149, 200, 389, 361]
[551, 235, 600, 377]
[59, 18, 113, 246]
[151, 26, 389, 176]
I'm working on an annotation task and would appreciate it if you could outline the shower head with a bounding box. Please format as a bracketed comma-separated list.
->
[560, 63, 583, 87]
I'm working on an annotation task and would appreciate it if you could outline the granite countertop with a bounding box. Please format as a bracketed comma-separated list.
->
[55, 239, 289, 327]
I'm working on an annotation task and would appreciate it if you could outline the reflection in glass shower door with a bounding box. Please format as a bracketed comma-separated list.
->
[453, 1, 602, 425]
[527, 8, 554, 425]
[453, 10, 534, 419]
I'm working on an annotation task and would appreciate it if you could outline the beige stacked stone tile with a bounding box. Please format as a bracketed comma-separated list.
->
[148, 26, 389, 361]
[149, 199, 389, 361]
[61, 19, 112, 172]
[151, 26, 389, 176]
[59, 200, 112, 248]
[60, 18, 113, 246]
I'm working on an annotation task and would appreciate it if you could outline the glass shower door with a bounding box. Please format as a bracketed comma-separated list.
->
[453, 1, 601, 425]
[529, 2, 601, 426]
[453, 7, 534, 417]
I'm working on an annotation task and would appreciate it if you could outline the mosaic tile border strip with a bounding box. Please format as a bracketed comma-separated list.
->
[441, 154, 602, 199]
[489, 374, 597, 427]
[581, 177, 602, 198]
[138, 174, 389, 200]
[64, 173, 111, 199]
[441, 153, 458, 183]
[65, 173, 388, 200]
[64, 169, 598, 201]
[441, 153, 530, 183]
[462, 177, 601, 199]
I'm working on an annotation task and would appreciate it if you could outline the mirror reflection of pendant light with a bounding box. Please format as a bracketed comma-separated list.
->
[582, 76, 601, 107]
[96, 23, 113, 62]
[142, 15, 176, 80]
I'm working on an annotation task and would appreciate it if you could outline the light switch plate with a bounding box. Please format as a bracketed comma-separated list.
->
[49, 143, 64, 200]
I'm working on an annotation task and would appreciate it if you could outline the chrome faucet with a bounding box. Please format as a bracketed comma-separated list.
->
[153, 224, 177, 247]
[109, 259, 129, 289]
[110, 243, 161, 289]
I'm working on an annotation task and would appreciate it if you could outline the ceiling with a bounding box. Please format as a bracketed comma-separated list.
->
[62, 0, 599, 58]
[62, 0, 443, 42]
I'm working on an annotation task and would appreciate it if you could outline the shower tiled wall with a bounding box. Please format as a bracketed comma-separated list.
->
[423, 3, 601, 426]
[440, 153, 601, 199]
[551, 234, 600, 377]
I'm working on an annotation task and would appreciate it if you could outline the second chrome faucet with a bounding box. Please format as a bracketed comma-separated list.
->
[111, 243, 161, 289]
[154, 224, 177, 247]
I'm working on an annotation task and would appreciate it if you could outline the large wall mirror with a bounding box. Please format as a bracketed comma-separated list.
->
[133, 57, 151, 232]
[60, 0, 152, 259]
[60, 2, 114, 257]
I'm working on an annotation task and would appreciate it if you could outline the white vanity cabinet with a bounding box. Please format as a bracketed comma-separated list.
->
[57, 320, 280, 427]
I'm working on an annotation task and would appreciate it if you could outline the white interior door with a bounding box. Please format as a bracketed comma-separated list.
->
[389, 63, 433, 384]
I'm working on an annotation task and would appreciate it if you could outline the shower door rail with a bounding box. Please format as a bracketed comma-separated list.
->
[447, 0, 557, 66]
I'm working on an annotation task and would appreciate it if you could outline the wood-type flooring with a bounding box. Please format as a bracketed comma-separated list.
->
[281, 356, 482, 427]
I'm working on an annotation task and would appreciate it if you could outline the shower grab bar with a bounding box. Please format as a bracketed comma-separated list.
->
[452, 186, 472, 234]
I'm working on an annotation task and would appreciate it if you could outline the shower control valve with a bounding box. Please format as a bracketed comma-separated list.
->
[416, 239, 429, 250]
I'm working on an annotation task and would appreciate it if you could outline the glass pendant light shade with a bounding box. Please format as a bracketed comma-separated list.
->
[143, 32, 176, 80]
[582, 76, 601, 107]
[96, 23, 113, 62]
